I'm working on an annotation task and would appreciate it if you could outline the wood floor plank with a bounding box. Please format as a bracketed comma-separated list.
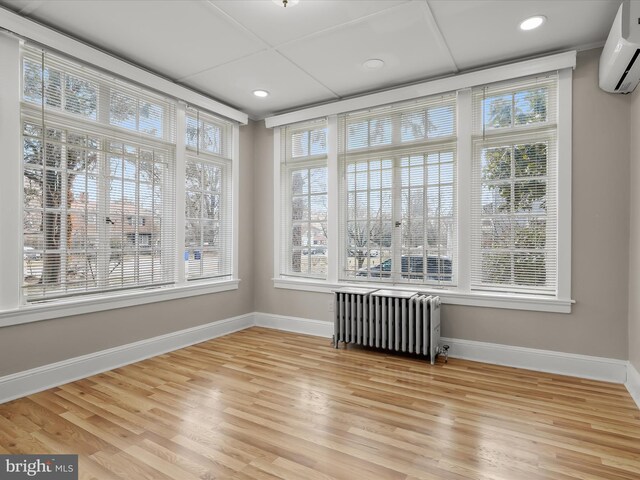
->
[0, 327, 638, 480]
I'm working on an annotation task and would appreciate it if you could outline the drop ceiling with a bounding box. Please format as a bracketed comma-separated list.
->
[0, 0, 619, 120]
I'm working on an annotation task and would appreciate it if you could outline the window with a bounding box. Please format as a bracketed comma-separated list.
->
[184, 107, 233, 281]
[110, 89, 165, 139]
[23, 56, 98, 120]
[271, 64, 571, 311]
[0, 31, 245, 324]
[280, 120, 328, 278]
[339, 95, 457, 285]
[21, 47, 177, 302]
[471, 75, 557, 294]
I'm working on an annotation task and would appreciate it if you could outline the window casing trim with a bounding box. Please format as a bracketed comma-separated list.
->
[0, 279, 240, 328]
[266, 51, 576, 128]
[273, 277, 572, 313]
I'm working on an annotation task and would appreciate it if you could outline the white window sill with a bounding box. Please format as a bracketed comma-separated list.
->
[273, 277, 573, 313]
[0, 279, 241, 328]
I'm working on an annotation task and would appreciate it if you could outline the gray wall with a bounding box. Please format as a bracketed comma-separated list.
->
[0, 122, 256, 377]
[254, 48, 631, 360]
[630, 88, 640, 372]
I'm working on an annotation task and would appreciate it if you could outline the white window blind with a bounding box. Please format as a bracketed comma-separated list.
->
[471, 73, 558, 294]
[184, 106, 234, 281]
[280, 119, 328, 278]
[21, 45, 177, 302]
[338, 94, 457, 285]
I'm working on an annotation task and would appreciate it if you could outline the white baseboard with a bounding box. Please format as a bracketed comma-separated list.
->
[627, 362, 640, 410]
[0, 311, 634, 406]
[254, 312, 333, 338]
[440, 337, 628, 383]
[255, 313, 628, 384]
[0, 313, 254, 404]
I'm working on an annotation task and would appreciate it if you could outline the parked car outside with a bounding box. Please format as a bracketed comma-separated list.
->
[23, 247, 41, 261]
[356, 255, 452, 282]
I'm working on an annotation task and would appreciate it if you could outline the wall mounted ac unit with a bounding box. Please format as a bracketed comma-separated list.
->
[600, 0, 640, 94]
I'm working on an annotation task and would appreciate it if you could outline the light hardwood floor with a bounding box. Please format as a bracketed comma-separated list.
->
[0, 327, 639, 480]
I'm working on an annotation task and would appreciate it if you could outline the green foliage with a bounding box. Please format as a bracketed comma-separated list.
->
[483, 88, 547, 129]
[481, 88, 550, 287]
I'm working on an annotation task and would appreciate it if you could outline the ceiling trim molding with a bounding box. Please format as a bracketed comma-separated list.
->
[0, 7, 249, 124]
[265, 50, 577, 128]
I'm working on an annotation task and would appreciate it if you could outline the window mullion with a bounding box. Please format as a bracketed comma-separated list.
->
[327, 115, 339, 283]
[391, 113, 402, 283]
[391, 156, 402, 284]
[456, 88, 472, 292]
[200, 168, 205, 278]
[175, 102, 186, 284]
[98, 84, 110, 125]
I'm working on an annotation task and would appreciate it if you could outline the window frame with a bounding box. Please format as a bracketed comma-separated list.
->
[471, 132, 558, 295]
[272, 67, 573, 313]
[19, 46, 181, 303]
[337, 95, 458, 288]
[282, 158, 329, 279]
[184, 153, 233, 282]
[0, 36, 241, 328]
[279, 121, 329, 280]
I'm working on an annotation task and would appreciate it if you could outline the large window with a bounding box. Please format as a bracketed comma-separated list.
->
[471, 75, 557, 294]
[21, 47, 176, 302]
[338, 96, 457, 285]
[184, 107, 233, 281]
[17, 45, 238, 306]
[280, 120, 328, 278]
[272, 68, 570, 311]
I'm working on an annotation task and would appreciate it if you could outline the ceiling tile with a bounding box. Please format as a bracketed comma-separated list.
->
[277, 1, 456, 97]
[0, 0, 42, 14]
[22, 0, 265, 78]
[429, 0, 618, 71]
[0, 0, 621, 117]
[182, 50, 338, 119]
[212, 0, 409, 47]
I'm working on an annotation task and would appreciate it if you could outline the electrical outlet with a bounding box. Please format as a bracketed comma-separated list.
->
[328, 299, 334, 312]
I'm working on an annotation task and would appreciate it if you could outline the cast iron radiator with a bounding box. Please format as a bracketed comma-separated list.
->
[333, 287, 446, 364]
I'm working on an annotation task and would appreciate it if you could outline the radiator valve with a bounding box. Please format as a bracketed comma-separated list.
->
[439, 344, 450, 363]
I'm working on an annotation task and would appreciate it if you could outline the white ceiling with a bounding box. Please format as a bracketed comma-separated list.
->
[0, 0, 620, 120]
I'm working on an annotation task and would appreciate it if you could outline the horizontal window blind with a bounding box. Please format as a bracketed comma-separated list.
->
[471, 73, 558, 294]
[21, 45, 177, 302]
[280, 119, 328, 278]
[184, 106, 234, 281]
[22, 46, 176, 143]
[338, 94, 457, 285]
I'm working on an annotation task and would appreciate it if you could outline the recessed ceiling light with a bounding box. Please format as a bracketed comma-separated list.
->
[272, 0, 299, 7]
[519, 15, 546, 31]
[253, 90, 269, 98]
[363, 59, 385, 70]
